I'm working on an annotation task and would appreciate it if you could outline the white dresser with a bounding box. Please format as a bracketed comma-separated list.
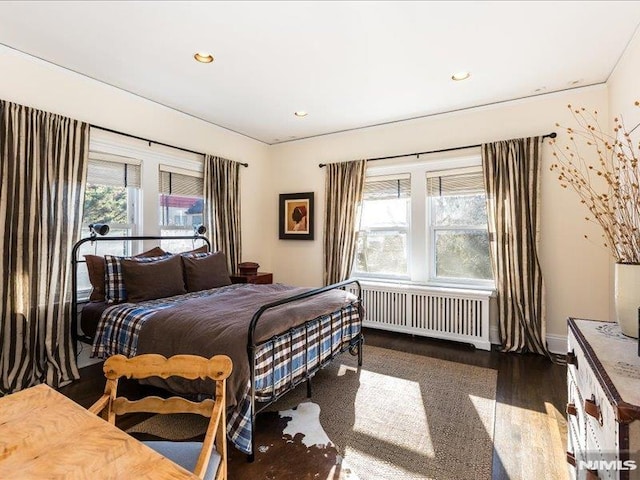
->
[567, 318, 640, 480]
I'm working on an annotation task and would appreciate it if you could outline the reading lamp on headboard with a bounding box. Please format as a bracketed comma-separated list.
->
[89, 223, 110, 237]
[194, 224, 206, 236]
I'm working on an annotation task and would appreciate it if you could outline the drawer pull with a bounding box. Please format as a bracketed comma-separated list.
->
[566, 403, 577, 416]
[566, 451, 576, 467]
[567, 350, 578, 369]
[585, 397, 602, 425]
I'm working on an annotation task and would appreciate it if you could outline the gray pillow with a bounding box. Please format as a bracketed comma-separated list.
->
[181, 252, 232, 292]
[121, 254, 186, 302]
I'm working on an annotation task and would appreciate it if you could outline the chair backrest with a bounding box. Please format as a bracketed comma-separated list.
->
[93, 354, 232, 480]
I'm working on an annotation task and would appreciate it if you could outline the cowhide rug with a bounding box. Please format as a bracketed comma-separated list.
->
[227, 402, 359, 480]
[129, 402, 357, 480]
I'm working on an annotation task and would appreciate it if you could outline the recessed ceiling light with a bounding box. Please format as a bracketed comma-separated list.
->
[451, 71, 471, 81]
[194, 52, 214, 63]
[294, 111, 308, 117]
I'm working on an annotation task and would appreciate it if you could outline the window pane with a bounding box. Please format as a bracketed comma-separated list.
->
[159, 194, 203, 227]
[432, 194, 487, 226]
[83, 184, 128, 225]
[361, 198, 409, 228]
[355, 231, 408, 276]
[160, 228, 205, 254]
[76, 227, 133, 292]
[434, 230, 492, 280]
[159, 194, 204, 253]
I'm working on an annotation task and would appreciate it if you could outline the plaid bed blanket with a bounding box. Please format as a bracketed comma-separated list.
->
[91, 285, 245, 358]
[91, 288, 362, 455]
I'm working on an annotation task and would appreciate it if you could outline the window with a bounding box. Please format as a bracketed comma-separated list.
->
[158, 167, 204, 252]
[354, 175, 411, 278]
[352, 156, 493, 289]
[78, 154, 141, 294]
[427, 168, 492, 285]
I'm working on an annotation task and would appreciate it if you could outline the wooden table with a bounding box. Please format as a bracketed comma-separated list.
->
[0, 383, 198, 479]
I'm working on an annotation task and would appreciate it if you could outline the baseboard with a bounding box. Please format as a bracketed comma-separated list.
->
[489, 326, 566, 355]
[546, 334, 567, 355]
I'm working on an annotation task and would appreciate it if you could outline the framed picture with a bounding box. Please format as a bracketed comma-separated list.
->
[279, 192, 314, 240]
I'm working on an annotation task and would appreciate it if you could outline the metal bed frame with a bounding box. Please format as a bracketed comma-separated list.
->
[70, 232, 364, 461]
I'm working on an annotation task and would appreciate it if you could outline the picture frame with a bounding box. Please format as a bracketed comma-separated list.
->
[279, 192, 314, 240]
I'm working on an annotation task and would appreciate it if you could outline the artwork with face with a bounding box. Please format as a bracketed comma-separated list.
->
[279, 192, 314, 240]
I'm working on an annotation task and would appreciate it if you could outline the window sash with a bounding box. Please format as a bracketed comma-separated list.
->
[354, 227, 410, 279]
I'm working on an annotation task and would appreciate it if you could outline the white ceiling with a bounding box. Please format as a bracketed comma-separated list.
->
[0, 1, 639, 145]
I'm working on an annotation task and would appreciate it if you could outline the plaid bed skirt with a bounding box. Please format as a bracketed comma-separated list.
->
[228, 302, 362, 454]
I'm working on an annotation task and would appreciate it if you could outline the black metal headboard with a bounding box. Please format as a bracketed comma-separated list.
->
[70, 233, 211, 347]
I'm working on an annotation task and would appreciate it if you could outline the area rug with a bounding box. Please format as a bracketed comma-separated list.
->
[128, 345, 497, 480]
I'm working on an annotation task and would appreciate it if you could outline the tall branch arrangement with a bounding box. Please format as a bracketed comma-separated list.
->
[550, 102, 640, 263]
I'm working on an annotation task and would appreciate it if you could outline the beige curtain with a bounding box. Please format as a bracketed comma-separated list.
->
[203, 155, 241, 274]
[482, 137, 548, 355]
[0, 100, 89, 394]
[323, 159, 367, 285]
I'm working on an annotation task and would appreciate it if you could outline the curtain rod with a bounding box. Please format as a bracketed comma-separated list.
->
[92, 125, 249, 167]
[318, 132, 557, 168]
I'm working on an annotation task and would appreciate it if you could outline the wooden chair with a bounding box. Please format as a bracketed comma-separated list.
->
[89, 354, 232, 480]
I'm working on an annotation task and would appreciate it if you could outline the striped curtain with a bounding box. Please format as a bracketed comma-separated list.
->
[203, 155, 241, 274]
[0, 100, 89, 394]
[323, 159, 367, 285]
[482, 137, 548, 355]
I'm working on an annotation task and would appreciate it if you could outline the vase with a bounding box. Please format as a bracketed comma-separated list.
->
[614, 262, 640, 338]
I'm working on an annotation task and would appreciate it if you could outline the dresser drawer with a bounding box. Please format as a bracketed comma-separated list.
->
[568, 374, 588, 455]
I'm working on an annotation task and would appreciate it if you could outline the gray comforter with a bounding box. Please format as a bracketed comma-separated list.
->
[136, 283, 357, 410]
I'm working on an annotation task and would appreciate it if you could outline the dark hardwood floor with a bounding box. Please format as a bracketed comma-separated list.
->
[60, 328, 568, 480]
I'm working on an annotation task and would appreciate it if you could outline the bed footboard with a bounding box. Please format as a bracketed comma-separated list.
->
[246, 279, 363, 461]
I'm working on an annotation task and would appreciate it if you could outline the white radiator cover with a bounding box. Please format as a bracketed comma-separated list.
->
[349, 281, 492, 351]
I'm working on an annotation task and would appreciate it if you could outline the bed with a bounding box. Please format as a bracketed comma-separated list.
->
[71, 233, 364, 460]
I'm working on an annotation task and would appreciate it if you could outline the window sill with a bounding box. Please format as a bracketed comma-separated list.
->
[351, 277, 496, 297]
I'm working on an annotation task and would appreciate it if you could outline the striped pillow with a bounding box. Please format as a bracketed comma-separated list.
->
[104, 254, 171, 304]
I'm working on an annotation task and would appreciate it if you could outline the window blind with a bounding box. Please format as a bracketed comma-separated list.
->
[86, 156, 141, 188]
[363, 176, 411, 201]
[426, 171, 485, 197]
[159, 170, 204, 197]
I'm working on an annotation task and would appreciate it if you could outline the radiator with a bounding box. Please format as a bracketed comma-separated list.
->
[349, 281, 492, 351]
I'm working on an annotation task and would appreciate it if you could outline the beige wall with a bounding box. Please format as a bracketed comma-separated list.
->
[608, 28, 640, 133]
[2, 40, 629, 341]
[607, 28, 640, 321]
[269, 86, 612, 338]
[0, 45, 273, 271]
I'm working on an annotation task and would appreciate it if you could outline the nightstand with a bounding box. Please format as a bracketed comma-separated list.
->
[230, 272, 273, 285]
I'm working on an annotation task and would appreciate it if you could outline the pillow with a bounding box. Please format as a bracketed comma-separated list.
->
[85, 254, 108, 302]
[121, 255, 186, 302]
[180, 244, 209, 256]
[84, 247, 167, 302]
[104, 253, 171, 304]
[181, 251, 232, 292]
